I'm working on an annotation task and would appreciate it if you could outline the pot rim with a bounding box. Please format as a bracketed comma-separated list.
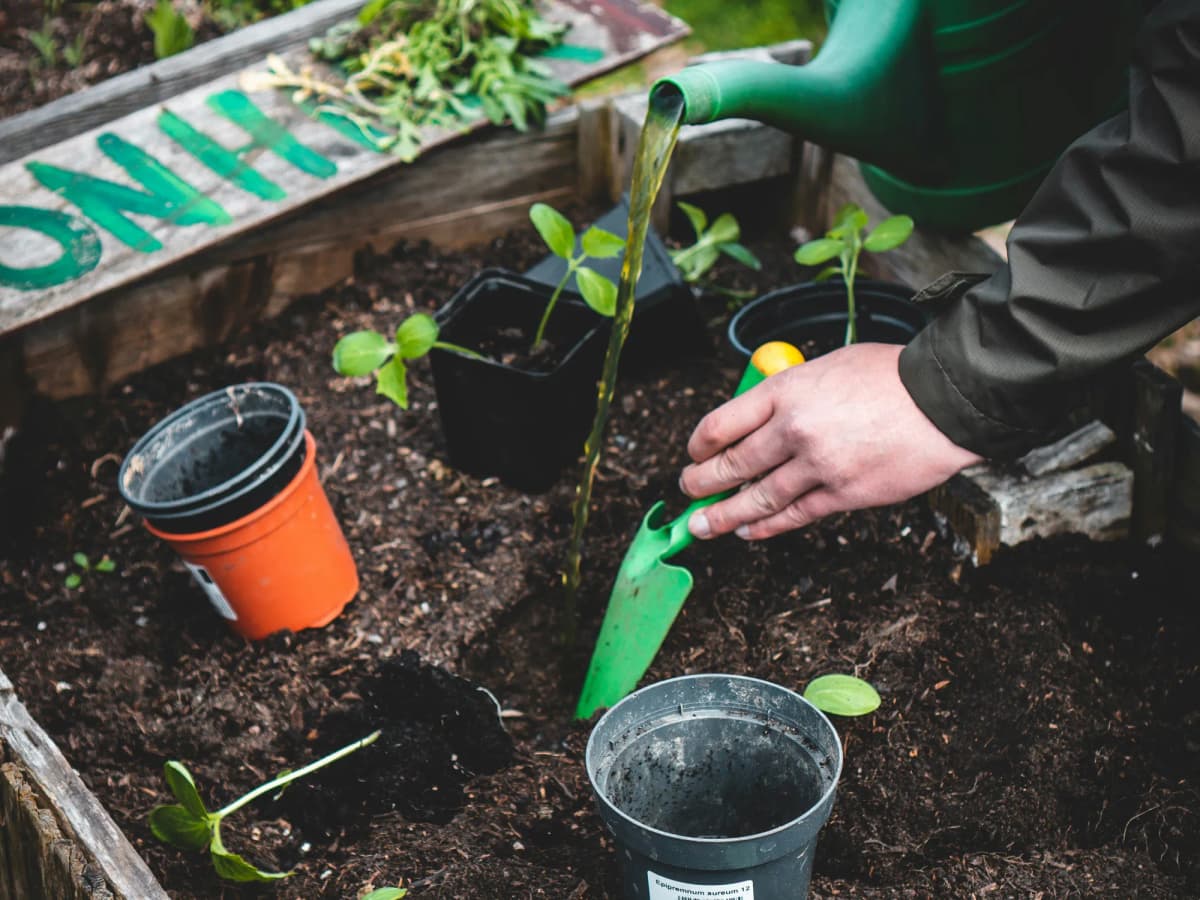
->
[117, 382, 304, 515]
[585, 673, 844, 855]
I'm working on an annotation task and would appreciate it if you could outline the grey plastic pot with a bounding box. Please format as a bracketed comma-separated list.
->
[586, 674, 842, 899]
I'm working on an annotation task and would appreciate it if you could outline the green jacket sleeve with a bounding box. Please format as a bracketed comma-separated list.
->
[898, 0, 1200, 458]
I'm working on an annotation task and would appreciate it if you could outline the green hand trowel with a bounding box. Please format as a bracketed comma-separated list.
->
[575, 342, 804, 719]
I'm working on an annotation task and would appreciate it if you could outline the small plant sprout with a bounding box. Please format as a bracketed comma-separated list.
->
[669, 201, 761, 285]
[145, 0, 195, 60]
[332, 312, 481, 409]
[362, 888, 408, 899]
[65, 552, 116, 589]
[803, 673, 882, 717]
[150, 730, 380, 882]
[528, 203, 624, 351]
[793, 203, 914, 345]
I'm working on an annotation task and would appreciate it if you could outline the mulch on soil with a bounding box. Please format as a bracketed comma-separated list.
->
[0, 215, 1197, 899]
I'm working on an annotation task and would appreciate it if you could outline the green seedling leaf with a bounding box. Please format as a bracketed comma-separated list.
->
[575, 266, 617, 317]
[530, 203, 575, 259]
[72, 552, 89, 569]
[64, 573, 82, 589]
[677, 200, 707, 239]
[794, 238, 845, 267]
[863, 215, 914, 252]
[163, 761, 208, 818]
[146, 0, 194, 59]
[363, 889, 408, 900]
[813, 265, 842, 282]
[804, 674, 881, 717]
[333, 330, 395, 377]
[211, 847, 290, 882]
[358, 0, 391, 25]
[719, 242, 761, 271]
[707, 212, 740, 245]
[832, 203, 869, 233]
[395, 313, 439, 359]
[94, 556, 116, 573]
[581, 226, 625, 260]
[376, 356, 409, 409]
[681, 245, 720, 282]
[149, 805, 213, 852]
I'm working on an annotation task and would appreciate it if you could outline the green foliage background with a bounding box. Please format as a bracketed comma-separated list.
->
[663, 0, 827, 51]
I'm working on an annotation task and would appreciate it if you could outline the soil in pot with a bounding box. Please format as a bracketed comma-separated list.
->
[0, 223, 1197, 898]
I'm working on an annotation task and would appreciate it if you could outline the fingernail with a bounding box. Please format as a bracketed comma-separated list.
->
[678, 473, 689, 495]
[689, 511, 712, 539]
[735, 525, 751, 540]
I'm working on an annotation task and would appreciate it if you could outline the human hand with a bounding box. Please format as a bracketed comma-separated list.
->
[679, 342, 983, 540]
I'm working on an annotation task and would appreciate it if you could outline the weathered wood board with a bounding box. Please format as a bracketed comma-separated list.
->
[0, 0, 687, 339]
[0, 669, 168, 900]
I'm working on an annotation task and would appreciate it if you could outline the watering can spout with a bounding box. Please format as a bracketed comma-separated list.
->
[653, 0, 936, 180]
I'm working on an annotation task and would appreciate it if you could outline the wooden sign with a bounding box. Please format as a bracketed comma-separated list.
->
[0, 0, 687, 338]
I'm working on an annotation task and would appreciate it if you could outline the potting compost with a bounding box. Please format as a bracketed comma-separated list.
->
[0, 224, 1195, 898]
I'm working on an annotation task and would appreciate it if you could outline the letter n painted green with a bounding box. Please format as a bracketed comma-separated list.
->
[159, 91, 337, 200]
[0, 206, 101, 290]
[26, 134, 231, 253]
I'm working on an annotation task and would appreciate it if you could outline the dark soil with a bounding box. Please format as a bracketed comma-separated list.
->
[1, 215, 1198, 899]
[0, 1, 287, 120]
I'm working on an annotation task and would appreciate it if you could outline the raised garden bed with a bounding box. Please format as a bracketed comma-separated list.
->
[2, 206, 1199, 896]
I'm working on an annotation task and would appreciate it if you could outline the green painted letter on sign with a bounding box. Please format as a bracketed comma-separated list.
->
[0, 206, 102, 290]
[26, 133, 231, 253]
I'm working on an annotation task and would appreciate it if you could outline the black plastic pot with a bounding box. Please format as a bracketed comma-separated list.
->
[117, 382, 307, 533]
[728, 278, 928, 359]
[430, 270, 607, 493]
[586, 674, 843, 899]
[524, 197, 709, 370]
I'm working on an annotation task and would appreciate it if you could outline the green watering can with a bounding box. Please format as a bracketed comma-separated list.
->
[654, 0, 1141, 232]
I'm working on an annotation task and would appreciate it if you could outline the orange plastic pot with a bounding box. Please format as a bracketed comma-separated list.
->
[146, 431, 358, 639]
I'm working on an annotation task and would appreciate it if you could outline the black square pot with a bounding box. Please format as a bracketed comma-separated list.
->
[523, 197, 709, 371]
[430, 269, 606, 493]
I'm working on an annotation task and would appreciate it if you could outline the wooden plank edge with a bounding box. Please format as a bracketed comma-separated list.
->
[0, 674, 168, 899]
[0, 0, 366, 165]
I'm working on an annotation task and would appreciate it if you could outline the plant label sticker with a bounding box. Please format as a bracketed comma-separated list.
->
[184, 562, 238, 621]
[647, 872, 754, 900]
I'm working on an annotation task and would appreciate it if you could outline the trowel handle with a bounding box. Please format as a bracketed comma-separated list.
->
[662, 342, 805, 556]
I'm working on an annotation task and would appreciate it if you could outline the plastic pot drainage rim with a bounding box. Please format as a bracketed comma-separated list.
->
[117, 382, 306, 533]
[586, 674, 843, 899]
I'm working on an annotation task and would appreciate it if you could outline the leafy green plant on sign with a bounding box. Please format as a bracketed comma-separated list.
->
[793, 203, 913, 345]
[669, 201, 761, 287]
[333, 312, 481, 409]
[244, 0, 567, 162]
[146, 0, 195, 60]
[803, 673, 881, 717]
[150, 731, 380, 882]
[528, 203, 624, 351]
[65, 552, 116, 589]
[362, 889, 408, 900]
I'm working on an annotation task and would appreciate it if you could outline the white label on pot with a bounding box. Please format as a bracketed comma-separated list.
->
[647, 872, 754, 899]
[184, 563, 238, 621]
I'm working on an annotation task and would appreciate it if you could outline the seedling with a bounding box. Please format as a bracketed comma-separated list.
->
[62, 33, 86, 67]
[803, 673, 881, 716]
[669, 201, 761, 285]
[65, 552, 115, 589]
[25, 22, 59, 68]
[362, 889, 408, 900]
[150, 730, 380, 882]
[146, 0, 195, 60]
[333, 312, 481, 409]
[793, 203, 913, 344]
[528, 203, 624, 350]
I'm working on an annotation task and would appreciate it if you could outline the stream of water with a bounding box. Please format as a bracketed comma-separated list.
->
[562, 89, 685, 634]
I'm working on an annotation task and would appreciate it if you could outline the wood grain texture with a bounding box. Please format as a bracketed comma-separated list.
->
[0, 0, 366, 166]
[1019, 420, 1116, 477]
[0, 674, 168, 899]
[0, 0, 687, 338]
